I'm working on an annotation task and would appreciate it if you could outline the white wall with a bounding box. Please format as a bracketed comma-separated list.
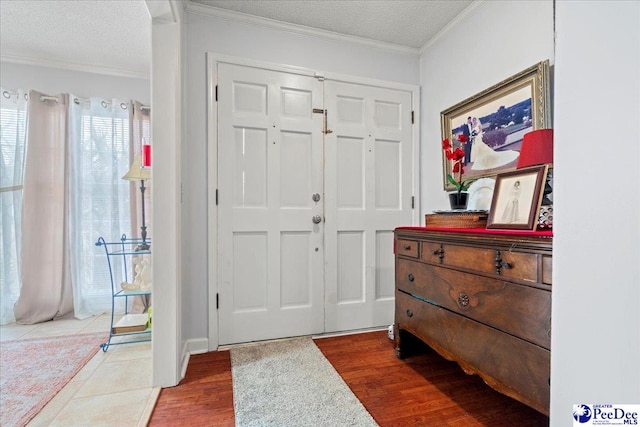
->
[552, 1, 640, 423]
[149, 3, 184, 386]
[0, 62, 149, 102]
[419, 0, 554, 215]
[182, 8, 421, 345]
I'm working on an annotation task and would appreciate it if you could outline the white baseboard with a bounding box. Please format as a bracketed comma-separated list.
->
[187, 338, 209, 355]
[180, 342, 190, 381]
[179, 337, 210, 381]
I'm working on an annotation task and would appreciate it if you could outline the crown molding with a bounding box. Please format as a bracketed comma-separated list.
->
[185, 1, 420, 57]
[0, 54, 149, 80]
[420, 0, 486, 55]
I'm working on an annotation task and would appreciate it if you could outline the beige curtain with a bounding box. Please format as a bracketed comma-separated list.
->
[13, 91, 74, 324]
[130, 100, 151, 313]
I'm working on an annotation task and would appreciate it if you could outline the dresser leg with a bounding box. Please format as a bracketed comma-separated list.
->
[392, 323, 400, 357]
[395, 327, 430, 359]
[394, 326, 410, 359]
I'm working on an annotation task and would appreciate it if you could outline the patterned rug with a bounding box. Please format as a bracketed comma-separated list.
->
[0, 332, 107, 427]
[230, 337, 378, 427]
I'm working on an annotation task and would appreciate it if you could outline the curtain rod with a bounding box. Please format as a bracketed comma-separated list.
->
[2, 90, 28, 101]
[73, 98, 149, 111]
[40, 95, 60, 103]
[4, 90, 148, 111]
[70, 97, 131, 111]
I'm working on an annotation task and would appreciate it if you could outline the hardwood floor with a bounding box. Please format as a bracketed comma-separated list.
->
[315, 331, 549, 427]
[149, 331, 549, 426]
[149, 350, 235, 426]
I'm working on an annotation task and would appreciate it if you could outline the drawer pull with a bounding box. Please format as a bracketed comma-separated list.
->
[433, 245, 445, 264]
[403, 245, 411, 250]
[458, 292, 470, 307]
[494, 250, 511, 275]
[407, 273, 415, 282]
[406, 309, 413, 318]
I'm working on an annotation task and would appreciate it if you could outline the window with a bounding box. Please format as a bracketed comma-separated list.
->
[70, 100, 132, 315]
[0, 90, 27, 324]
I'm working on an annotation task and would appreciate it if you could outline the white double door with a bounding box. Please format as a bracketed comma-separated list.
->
[217, 63, 415, 345]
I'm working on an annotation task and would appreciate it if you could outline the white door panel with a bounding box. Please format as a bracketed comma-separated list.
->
[216, 62, 416, 343]
[324, 81, 414, 332]
[218, 63, 324, 345]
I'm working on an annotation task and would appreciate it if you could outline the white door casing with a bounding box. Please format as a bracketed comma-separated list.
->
[217, 63, 325, 345]
[324, 80, 415, 332]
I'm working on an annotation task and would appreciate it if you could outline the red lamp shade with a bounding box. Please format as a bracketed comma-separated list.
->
[517, 129, 553, 169]
[143, 144, 151, 167]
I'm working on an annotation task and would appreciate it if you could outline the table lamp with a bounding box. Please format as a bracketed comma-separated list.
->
[517, 128, 553, 169]
[517, 129, 553, 228]
[123, 154, 151, 251]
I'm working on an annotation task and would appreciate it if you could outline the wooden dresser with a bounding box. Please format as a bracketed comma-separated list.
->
[394, 227, 552, 415]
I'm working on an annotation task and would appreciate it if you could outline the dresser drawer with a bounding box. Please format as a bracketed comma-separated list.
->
[499, 250, 539, 282]
[396, 259, 551, 349]
[542, 255, 552, 285]
[420, 242, 539, 282]
[395, 291, 550, 415]
[396, 239, 419, 258]
[421, 243, 495, 274]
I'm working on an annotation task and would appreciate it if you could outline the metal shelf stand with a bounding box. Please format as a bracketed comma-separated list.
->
[95, 234, 152, 351]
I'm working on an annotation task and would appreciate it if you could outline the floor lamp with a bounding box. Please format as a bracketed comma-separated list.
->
[123, 154, 151, 251]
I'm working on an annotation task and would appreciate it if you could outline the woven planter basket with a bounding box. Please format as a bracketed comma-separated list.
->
[425, 212, 488, 229]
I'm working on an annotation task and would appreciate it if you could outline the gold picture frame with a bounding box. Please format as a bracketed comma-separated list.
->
[486, 165, 548, 230]
[441, 60, 551, 191]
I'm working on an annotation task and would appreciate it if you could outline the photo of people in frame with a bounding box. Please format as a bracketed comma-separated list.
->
[448, 85, 533, 180]
[441, 61, 551, 193]
[487, 166, 548, 230]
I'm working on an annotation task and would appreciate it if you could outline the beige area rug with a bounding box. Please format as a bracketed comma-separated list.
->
[230, 336, 379, 427]
[0, 332, 107, 427]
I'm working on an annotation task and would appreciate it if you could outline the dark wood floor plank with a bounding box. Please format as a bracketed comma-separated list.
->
[150, 331, 549, 426]
[314, 330, 549, 427]
[148, 350, 235, 426]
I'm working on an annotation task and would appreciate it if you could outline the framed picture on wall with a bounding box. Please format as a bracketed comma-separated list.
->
[440, 60, 551, 191]
[486, 165, 548, 230]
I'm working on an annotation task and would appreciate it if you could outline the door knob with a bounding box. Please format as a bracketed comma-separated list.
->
[312, 215, 322, 224]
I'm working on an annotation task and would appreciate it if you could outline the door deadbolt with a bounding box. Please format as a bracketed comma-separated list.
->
[312, 193, 321, 202]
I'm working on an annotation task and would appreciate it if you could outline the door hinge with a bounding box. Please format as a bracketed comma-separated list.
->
[411, 111, 415, 124]
[215, 85, 218, 102]
[216, 293, 219, 309]
[411, 196, 415, 209]
[216, 189, 219, 205]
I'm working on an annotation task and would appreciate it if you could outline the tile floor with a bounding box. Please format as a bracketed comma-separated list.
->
[0, 314, 159, 427]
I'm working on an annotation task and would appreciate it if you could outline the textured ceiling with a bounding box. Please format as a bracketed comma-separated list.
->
[0, 0, 151, 78]
[191, 0, 474, 49]
[0, 0, 474, 78]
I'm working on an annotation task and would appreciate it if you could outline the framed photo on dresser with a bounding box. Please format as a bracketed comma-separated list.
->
[487, 165, 548, 230]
